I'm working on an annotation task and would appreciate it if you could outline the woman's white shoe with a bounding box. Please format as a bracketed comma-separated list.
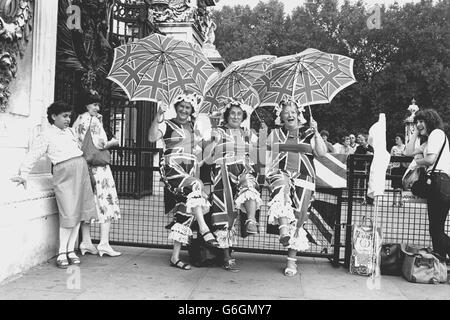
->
[97, 244, 122, 257]
[79, 242, 99, 256]
[284, 257, 298, 277]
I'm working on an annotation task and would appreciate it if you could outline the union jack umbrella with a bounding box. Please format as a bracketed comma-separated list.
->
[199, 55, 276, 113]
[107, 33, 217, 105]
[252, 48, 356, 108]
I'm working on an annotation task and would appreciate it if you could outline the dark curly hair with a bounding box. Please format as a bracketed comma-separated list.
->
[74, 91, 102, 115]
[394, 133, 405, 144]
[414, 109, 444, 136]
[47, 101, 73, 124]
[320, 130, 329, 138]
[222, 103, 248, 125]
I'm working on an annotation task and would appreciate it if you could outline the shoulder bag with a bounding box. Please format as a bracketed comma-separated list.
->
[411, 136, 450, 201]
[81, 117, 111, 166]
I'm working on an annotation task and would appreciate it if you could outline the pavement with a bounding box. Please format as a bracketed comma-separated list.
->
[0, 246, 449, 300]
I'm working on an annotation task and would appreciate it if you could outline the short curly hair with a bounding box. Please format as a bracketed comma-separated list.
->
[414, 109, 444, 135]
[47, 101, 73, 124]
[222, 103, 248, 125]
[74, 91, 102, 114]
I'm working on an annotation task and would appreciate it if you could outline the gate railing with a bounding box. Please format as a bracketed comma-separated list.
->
[343, 154, 450, 267]
[91, 148, 343, 266]
[90, 152, 450, 267]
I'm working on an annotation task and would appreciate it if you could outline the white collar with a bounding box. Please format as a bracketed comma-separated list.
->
[50, 124, 70, 133]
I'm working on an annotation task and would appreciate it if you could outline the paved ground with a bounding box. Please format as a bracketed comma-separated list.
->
[0, 246, 448, 300]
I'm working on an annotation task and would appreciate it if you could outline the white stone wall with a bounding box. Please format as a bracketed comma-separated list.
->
[0, 0, 59, 284]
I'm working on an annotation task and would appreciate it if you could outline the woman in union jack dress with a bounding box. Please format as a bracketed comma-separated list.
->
[266, 100, 327, 276]
[203, 100, 262, 272]
[148, 92, 219, 271]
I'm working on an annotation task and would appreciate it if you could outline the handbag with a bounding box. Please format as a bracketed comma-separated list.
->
[81, 117, 111, 166]
[400, 244, 447, 284]
[188, 236, 223, 267]
[380, 243, 404, 276]
[430, 171, 450, 202]
[411, 136, 448, 200]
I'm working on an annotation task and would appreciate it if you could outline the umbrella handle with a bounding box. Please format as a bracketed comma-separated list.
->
[307, 105, 313, 120]
[254, 108, 264, 125]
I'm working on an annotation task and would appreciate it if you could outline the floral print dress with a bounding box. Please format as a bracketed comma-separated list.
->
[73, 112, 121, 223]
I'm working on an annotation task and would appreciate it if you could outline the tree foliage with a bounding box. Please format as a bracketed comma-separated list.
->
[211, 0, 450, 146]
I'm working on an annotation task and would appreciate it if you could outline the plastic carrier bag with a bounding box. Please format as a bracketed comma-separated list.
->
[350, 216, 382, 276]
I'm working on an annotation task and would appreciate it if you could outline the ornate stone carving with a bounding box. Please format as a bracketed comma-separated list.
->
[150, 0, 196, 23]
[148, 0, 214, 40]
[404, 98, 419, 144]
[203, 19, 216, 46]
[0, 0, 33, 112]
[406, 98, 419, 122]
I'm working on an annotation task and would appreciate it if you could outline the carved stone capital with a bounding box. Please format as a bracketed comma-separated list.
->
[149, 0, 213, 40]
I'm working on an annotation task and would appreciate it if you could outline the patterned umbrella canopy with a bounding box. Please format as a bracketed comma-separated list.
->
[107, 33, 217, 106]
[199, 55, 276, 113]
[252, 48, 356, 108]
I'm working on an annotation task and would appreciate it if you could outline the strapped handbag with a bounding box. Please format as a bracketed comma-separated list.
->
[411, 136, 449, 200]
[430, 170, 450, 202]
[400, 244, 447, 284]
[380, 243, 404, 276]
[81, 117, 111, 166]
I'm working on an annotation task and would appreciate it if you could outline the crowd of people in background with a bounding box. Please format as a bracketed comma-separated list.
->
[318, 131, 373, 155]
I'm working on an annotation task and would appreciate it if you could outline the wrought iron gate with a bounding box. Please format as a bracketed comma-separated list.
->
[54, 0, 344, 265]
[105, 1, 160, 198]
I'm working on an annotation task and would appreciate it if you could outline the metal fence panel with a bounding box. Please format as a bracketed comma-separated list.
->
[89, 153, 450, 267]
[89, 152, 342, 264]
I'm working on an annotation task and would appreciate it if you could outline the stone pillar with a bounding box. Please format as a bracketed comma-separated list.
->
[30, 0, 59, 129]
[0, 0, 60, 284]
[1, 0, 59, 201]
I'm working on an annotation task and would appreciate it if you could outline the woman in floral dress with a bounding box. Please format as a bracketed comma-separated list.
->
[73, 91, 122, 257]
